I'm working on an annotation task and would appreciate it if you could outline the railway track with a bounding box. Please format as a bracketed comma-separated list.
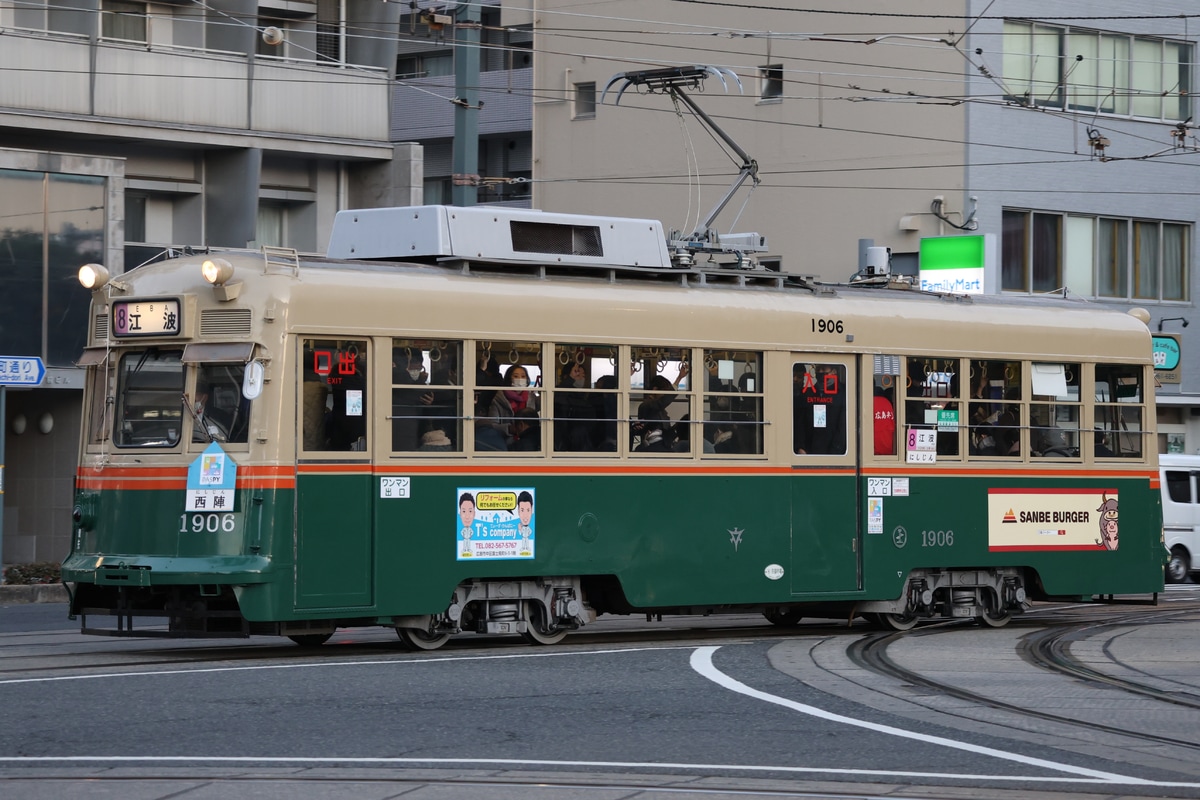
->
[844, 600, 1200, 754]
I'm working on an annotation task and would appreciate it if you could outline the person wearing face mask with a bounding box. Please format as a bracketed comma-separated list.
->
[554, 360, 598, 451]
[488, 363, 539, 440]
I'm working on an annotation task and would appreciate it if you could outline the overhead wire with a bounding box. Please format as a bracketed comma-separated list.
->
[6, 0, 1198, 188]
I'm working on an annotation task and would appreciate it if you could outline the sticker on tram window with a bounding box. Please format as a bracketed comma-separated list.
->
[457, 487, 535, 561]
[867, 497, 884, 534]
[381, 477, 410, 498]
[867, 477, 891, 496]
[185, 441, 237, 512]
[906, 428, 937, 463]
[111, 298, 181, 337]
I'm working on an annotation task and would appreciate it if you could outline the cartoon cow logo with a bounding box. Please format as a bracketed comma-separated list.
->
[1095, 494, 1118, 551]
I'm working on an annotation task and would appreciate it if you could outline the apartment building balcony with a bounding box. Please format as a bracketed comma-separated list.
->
[0, 24, 392, 158]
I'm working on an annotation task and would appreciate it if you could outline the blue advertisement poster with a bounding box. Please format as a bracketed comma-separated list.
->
[456, 487, 535, 560]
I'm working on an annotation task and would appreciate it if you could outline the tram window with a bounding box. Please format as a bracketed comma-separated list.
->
[391, 339, 463, 452]
[703, 350, 763, 455]
[793, 362, 847, 456]
[631, 346, 690, 454]
[192, 363, 250, 444]
[113, 349, 184, 448]
[1095, 363, 1145, 458]
[302, 338, 368, 452]
[872, 355, 900, 457]
[968, 359, 1021, 457]
[551, 344, 618, 453]
[1031, 362, 1080, 458]
[474, 340, 541, 453]
[904, 357, 961, 458]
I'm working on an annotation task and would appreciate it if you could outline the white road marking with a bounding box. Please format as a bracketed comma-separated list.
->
[689, 645, 1165, 785]
[3, 643, 1198, 788]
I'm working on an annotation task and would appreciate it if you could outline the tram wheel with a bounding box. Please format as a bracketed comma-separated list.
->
[763, 607, 804, 627]
[396, 627, 451, 651]
[521, 601, 569, 646]
[977, 608, 1012, 628]
[287, 633, 332, 647]
[869, 611, 919, 632]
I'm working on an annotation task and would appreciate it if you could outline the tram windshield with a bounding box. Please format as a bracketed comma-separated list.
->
[106, 349, 252, 448]
[113, 349, 184, 447]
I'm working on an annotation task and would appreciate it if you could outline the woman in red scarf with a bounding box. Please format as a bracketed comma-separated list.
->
[487, 364, 540, 444]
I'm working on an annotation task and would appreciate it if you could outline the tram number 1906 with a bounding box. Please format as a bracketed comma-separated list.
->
[180, 513, 237, 533]
[811, 318, 845, 334]
[921, 529, 954, 547]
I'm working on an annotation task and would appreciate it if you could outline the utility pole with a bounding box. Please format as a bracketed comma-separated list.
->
[451, 2, 482, 207]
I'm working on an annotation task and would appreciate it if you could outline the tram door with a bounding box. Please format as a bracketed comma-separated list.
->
[294, 337, 375, 609]
[788, 354, 862, 594]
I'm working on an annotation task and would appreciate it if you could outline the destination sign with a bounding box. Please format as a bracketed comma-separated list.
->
[112, 299, 181, 338]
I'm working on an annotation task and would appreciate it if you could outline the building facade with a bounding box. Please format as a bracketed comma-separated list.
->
[0, 0, 420, 566]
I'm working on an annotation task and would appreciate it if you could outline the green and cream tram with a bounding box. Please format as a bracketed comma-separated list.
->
[63, 206, 1164, 647]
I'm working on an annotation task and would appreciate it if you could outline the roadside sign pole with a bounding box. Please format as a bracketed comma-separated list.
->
[0, 384, 6, 584]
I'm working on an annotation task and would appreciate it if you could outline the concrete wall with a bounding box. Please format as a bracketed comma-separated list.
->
[532, 0, 967, 277]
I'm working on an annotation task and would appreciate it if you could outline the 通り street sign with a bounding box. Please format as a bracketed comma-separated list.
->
[0, 356, 46, 386]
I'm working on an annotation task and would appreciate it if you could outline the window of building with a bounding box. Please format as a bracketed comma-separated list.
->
[1005, 208, 1189, 300]
[0, 168, 103, 366]
[316, 0, 341, 63]
[1002, 210, 1061, 293]
[396, 51, 454, 79]
[759, 65, 783, 100]
[256, 203, 285, 248]
[125, 193, 147, 244]
[100, 0, 146, 43]
[1004, 19, 1192, 121]
[573, 82, 596, 119]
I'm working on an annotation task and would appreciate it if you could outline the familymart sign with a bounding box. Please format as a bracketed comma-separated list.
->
[919, 234, 996, 295]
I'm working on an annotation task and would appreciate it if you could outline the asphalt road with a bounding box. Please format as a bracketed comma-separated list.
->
[3, 594, 1200, 800]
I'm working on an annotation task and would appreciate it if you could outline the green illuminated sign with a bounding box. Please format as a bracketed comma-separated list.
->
[920, 236, 985, 270]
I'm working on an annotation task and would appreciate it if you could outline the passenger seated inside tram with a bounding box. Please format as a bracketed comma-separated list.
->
[509, 408, 541, 451]
[634, 373, 682, 452]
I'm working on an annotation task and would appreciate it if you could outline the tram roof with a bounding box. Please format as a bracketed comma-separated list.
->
[108, 244, 1153, 364]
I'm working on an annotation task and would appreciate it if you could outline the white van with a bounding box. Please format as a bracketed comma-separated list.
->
[1162, 454, 1200, 583]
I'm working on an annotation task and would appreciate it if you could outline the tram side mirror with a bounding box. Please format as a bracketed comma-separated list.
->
[243, 361, 265, 400]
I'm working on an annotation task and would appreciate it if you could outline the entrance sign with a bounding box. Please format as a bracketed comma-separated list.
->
[0, 356, 45, 386]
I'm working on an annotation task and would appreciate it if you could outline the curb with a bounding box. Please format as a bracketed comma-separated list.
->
[0, 584, 69, 605]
